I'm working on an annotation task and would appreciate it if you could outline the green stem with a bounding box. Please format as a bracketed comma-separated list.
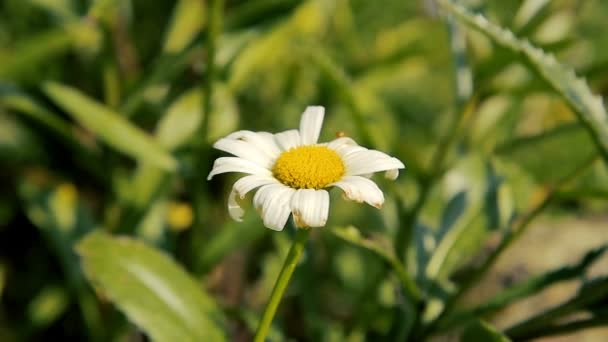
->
[254, 228, 311, 342]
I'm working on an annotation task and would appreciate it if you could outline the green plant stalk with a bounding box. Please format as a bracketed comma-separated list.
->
[254, 228, 311, 342]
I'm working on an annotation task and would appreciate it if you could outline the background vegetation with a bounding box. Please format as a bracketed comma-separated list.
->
[1, 0, 607, 340]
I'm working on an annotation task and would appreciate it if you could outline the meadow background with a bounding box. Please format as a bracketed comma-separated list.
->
[1, 0, 608, 341]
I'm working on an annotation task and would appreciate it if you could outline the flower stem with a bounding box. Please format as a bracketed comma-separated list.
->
[254, 228, 311, 342]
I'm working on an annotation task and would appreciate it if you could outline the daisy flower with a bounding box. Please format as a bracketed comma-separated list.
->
[207, 106, 405, 230]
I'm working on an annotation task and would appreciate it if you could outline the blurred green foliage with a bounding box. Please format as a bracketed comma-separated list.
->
[1, 0, 608, 341]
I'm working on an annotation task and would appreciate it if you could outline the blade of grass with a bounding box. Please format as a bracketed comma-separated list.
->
[438, 245, 607, 330]
[505, 277, 608, 340]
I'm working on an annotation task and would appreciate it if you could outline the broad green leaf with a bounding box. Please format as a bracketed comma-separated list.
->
[462, 320, 511, 342]
[497, 124, 596, 183]
[43, 82, 177, 171]
[163, 0, 206, 54]
[76, 231, 227, 342]
[439, 0, 608, 164]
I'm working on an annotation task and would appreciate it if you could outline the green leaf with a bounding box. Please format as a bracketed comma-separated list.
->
[425, 156, 493, 284]
[43, 82, 177, 171]
[497, 124, 596, 183]
[439, 0, 608, 163]
[76, 231, 227, 342]
[462, 320, 511, 342]
[162, 0, 206, 54]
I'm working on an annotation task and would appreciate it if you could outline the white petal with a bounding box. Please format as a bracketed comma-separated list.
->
[227, 175, 279, 221]
[274, 129, 301, 151]
[213, 138, 275, 169]
[299, 106, 325, 145]
[253, 184, 295, 231]
[207, 157, 272, 180]
[290, 189, 330, 228]
[224, 130, 281, 158]
[342, 149, 405, 176]
[331, 176, 384, 208]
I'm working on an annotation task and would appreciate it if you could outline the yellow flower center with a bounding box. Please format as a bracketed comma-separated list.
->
[273, 145, 345, 189]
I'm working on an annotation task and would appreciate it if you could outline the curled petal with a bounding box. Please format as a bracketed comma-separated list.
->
[331, 176, 384, 208]
[290, 189, 329, 228]
[228, 188, 245, 221]
[299, 106, 325, 145]
[385, 169, 399, 180]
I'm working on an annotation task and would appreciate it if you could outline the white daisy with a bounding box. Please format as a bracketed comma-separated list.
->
[207, 106, 405, 231]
